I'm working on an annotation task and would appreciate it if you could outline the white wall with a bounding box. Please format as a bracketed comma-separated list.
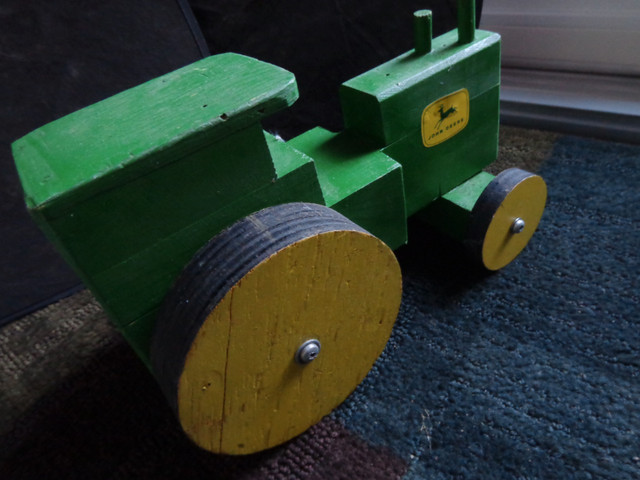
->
[481, 0, 640, 75]
[480, 0, 640, 142]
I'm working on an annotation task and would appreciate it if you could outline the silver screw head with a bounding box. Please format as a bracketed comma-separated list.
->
[295, 339, 321, 364]
[510, 217, 526, 234]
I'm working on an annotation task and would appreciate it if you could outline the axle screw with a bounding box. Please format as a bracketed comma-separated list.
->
[511, 217, 526, 234]
[295, 339, 321, 364]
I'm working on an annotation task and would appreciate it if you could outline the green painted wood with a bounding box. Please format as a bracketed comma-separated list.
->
[340, 29, 500, 147]
[339, 24, 500, 217]
[413, 10, 433, 55]
[119, 133, 324, 363]
[288, 128, 406, 250]
[11, 51, 323, 355]
[267, 132, 319, 180]
[457, 0, 476, 44]
[444, 171, 495, 211]
[98, 132, 323, 329]
[13, 53, 298, 212]
[12, 2, 515, 370]
[420, 171, 494, 241]
[41, 124, 275, 276]
[383, 85, 500, 216]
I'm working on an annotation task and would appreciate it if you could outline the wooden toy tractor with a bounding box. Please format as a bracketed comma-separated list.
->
[12, 0, 546, 455]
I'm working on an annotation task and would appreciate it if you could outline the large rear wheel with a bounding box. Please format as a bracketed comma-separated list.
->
[151, 203, 402, 454]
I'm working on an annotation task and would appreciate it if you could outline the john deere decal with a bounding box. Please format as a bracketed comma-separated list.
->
[421, 89, 469, 147]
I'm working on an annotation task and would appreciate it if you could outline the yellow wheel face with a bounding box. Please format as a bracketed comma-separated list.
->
[481, 174, 547, 270]
[177, 229, 402, 455]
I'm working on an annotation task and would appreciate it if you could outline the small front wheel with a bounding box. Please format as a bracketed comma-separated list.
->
[467, 168, 547, 270]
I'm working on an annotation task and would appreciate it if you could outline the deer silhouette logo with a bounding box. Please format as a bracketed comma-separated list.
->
[435, 104, 457, 130]
[421, 89, 469, 147]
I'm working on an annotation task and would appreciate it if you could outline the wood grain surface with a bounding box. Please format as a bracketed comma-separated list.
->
[152, 203, 402, 454]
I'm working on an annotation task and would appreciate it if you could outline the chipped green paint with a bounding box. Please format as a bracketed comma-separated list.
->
[12, 5, 508, 366]
[288, 127, 406, 250]
[420, 171, 495, 241]
[14, 53, 298, 211]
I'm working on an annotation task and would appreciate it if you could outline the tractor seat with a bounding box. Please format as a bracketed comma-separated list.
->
[13, 53, 298, 209]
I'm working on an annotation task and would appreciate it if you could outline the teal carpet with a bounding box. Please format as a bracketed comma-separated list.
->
[1, 131, 638, 478]
[335, 134, 640, 478]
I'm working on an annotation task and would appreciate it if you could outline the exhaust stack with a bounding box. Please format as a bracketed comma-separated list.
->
[457, 0, 476, 44]
[414, 0, 476, 55]
[413, 9, 433, 55]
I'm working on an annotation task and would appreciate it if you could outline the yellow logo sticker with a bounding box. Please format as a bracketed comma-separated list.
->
[421, 89, 469, 147]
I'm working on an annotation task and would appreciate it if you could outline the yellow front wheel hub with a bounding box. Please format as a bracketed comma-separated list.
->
[468, 168, 547, 271]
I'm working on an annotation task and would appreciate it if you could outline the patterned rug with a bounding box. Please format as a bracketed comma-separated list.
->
[2, 127, 639, 479]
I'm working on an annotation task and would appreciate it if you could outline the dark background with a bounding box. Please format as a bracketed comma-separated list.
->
[1, 0, 204, 325]
[4, 4, 640, 479]
[191, 0, 479, 138]
[0, 0, 480, 326]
